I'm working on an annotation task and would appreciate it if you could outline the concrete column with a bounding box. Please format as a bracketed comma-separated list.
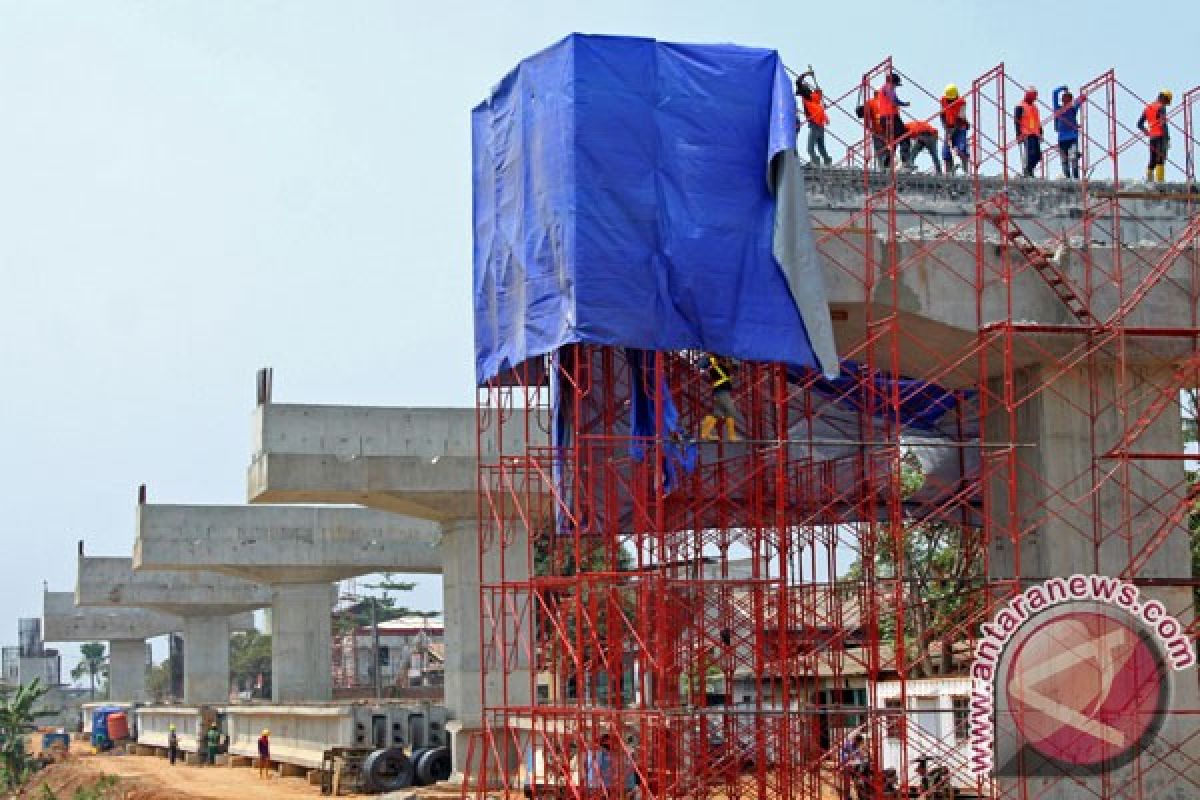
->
[985, 360, 1198, 798]
[107, 639, 148, 703]
[270, 583, 332, 703]
[442, 518, 532, 779]
[181, 616, 231, 704]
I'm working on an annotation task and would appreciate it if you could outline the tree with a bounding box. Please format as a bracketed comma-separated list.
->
[147, 658, 175, 703]
[70, 643, 107, 700]
[847, 455, 984, 678]
[1182, 388, 1200, 611]
[0, 678, 50, 790]
[230, 631, 272, 698]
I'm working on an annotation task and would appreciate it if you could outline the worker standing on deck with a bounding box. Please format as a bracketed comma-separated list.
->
[167, 724, 178, 766]
[1052, 86, 1085, 179]
[698, 353, 741, 442]
[1138, 90, 1172, 183]
[939, 84, 970, 174]
[205, 723, 220, 766]
[902, 119, 942, 174]
[796, 68, 833, 167]
[1014, 86, 1044, 177]
[880, 73, 911, 168]
[258, 729, 271, 779]
[860, 91, 888, 169]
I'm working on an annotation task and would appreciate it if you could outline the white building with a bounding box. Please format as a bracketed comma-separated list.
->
[333, 615, 444, 690]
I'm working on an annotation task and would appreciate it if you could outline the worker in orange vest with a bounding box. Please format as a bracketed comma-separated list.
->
[1013, 86, 1043, 177]
[858, 91, 887, 169]
[902, 119, 942, 174]
[940, 84, 970, 174]
[796, 68, 833, 167]
[880, 73, 911, 169]
[1138, 90, 1172, 183]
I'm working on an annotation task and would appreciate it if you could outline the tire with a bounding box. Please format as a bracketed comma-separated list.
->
[415, 746, 452, 784]
[409, 747, 432, 786]
[362, 747, 415, 792]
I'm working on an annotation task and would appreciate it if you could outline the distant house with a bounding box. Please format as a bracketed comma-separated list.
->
[332, 615, 444, 690]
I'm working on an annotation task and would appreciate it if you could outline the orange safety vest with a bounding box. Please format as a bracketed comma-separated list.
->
[1144, 100, 1166, 138]
[1018, 101, 1041, 139]
[875, 88, 897, 118]
[940, 96, 966, 129]
[803, 90, 829, 127]
[907, 119, 937, 138]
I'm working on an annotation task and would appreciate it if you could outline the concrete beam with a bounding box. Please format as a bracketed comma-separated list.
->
[77, 556, 269, 617]
[134, 504, 441, 584]
[43, 591, 180, 642]
[247, 405, 543, 520]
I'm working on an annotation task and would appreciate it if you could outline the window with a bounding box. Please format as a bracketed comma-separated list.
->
[378, 646, 390, 666]
[952, 695, 970, 742]
[883, 698, 903, 740]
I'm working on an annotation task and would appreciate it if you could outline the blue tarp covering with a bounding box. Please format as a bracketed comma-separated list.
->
[473, 34, 834, 384]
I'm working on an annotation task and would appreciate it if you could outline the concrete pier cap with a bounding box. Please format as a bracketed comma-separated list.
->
[42, 590, 180, 704]
[246, 383, 539, 776]
[75, 557, 261, 704]
[135, 503, 438, 704]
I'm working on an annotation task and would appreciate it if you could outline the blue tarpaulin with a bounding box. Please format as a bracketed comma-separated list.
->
[472, 34, 837, 384]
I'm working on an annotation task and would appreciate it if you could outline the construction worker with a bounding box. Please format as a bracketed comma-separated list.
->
[167, 724, 179, 766]
[860, 91, 889, 169]
[698, 353, 741, 441]
[1052, 86, 1085, 179]
[205, 722, 220, 765]
[879, 73, 911, 168]
[1014, 86, 1043, 177]
[939, 84, 970, 174]
[1138, 90, 1172, 183]
[258, 729, 271, 779]
[902, 119, 942, 174]
[838, 733, 867, 800]
[796, 69, 833, 167]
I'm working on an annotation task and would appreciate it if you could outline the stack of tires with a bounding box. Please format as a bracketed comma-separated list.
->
[361, 745, 452, 793]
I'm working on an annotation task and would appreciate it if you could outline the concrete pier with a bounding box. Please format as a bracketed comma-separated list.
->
[135, 503, 439, 703]
[247, 402, 536, 773]
[42, 591, 180, 703]
[75, 557, 263, 703]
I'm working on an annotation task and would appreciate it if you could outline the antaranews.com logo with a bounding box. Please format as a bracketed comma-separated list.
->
[968, 574, 1195, 777]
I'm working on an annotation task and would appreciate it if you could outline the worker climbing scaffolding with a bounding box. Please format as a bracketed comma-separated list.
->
[698, 353, 741, 442]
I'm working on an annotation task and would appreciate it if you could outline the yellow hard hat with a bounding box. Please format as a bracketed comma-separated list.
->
[262, 729, 270, 736]
[168, 724, 176, 731]
[1161, 89, 1173, 104]
[944, 84, 959, 100]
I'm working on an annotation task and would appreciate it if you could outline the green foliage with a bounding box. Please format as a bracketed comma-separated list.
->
[0, 677, 50, 790]
[36, 774, 120, 800]
[849, 456, 984, 678]
[69, 643, 107, 700]
[230, 631, 272, 698]
[1183, 388, 1200, 611]
[147, 657, 174, 703]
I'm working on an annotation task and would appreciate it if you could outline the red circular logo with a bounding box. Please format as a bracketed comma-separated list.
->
[1004, 610, 1166, 768]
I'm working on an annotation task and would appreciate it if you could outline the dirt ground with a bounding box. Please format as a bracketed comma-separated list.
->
[19, 752, 326, 800]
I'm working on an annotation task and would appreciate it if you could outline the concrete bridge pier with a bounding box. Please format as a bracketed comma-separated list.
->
[269, 582, 334, 703]
[42, 591, 182, 704]
[107, 639, 151, 703]
[134, 503, 441, 704]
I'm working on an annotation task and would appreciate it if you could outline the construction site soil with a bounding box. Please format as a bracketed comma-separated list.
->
[18, 753, 323, 799]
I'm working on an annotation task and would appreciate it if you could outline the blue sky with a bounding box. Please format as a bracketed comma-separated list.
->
[0, 0, 1195, 677]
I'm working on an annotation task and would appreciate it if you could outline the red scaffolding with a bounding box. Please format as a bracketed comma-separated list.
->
[471, 61, 1200, 800]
